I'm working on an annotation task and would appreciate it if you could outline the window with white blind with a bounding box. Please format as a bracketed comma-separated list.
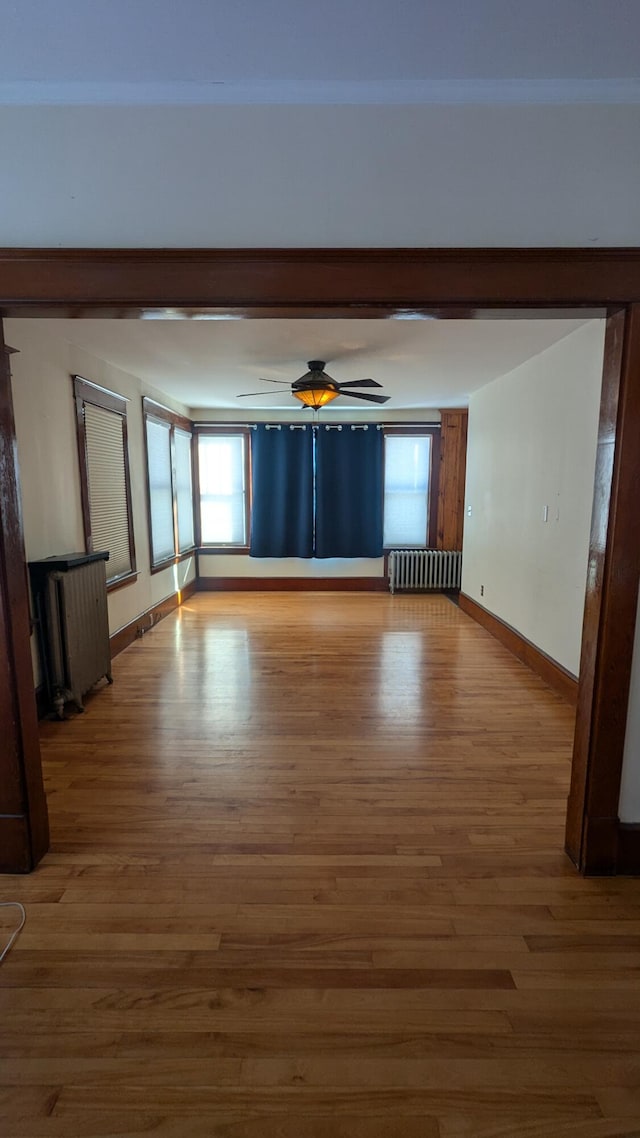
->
[383, 431, 439, 548]
[197, 432, 248, 547]
[74, 377, 136, 586]
[143, 400, 195, 569]
[146, 417, 175, 565]
[174, 428, 195, 552]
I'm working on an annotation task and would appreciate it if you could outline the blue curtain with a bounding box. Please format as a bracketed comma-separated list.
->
[250, 424, 314, 557]
[315, 425, 384, 558]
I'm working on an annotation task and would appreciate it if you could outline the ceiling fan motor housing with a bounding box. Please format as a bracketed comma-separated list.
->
[292, 361, 337, 392]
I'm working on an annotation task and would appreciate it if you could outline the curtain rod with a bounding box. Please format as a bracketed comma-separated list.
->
[192, 420, 441, 428]
[251, 423, 378, 431]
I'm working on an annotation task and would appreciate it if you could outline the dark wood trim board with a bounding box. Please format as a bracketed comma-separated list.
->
[197, 576, 388, 593]
[0, 247, 638, 315]
[0, 326, 49, 872]
[566, 306, 640, 874]
[617, 826, 640, 876]
[459, 592, 579, 705]
[109, 580, 197, 659]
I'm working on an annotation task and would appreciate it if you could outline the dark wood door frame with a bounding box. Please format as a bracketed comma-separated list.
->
[1, 247, 639, 875]
[566, 306, 640, 872]
[0, 322, 49, 872]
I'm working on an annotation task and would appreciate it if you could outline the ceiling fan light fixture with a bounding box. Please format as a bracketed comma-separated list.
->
[238, 358, 388, 406]
[292, 387, 340, 410]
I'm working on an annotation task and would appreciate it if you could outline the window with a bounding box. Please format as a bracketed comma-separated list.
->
[193, 424, 439, 554]
[383, 429, 440, 548]
[74, 376, 136, 588]
[174, 428, 195, 552]
[143, 399, 195, 569]
[196, 431, 249, 547]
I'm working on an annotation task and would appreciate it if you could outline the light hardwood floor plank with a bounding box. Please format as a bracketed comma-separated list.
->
[2, 592, 640, 1136]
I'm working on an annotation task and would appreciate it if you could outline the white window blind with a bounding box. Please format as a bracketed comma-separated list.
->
[146, 417, 175, 565]
[383, 435, 431, 547]
[174, 428, 195, 553]
[84, 402, 133, 581]
[198, 434, 246, 545]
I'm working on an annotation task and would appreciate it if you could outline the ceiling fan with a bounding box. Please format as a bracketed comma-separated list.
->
[237, 360, 390, 410]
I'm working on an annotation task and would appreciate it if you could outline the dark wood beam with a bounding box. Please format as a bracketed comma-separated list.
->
[0, 248, 637, 316]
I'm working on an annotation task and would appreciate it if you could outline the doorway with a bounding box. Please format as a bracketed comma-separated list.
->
[1, 248, 639, 875]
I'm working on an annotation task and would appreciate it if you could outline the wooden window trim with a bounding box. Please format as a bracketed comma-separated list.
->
[149, 549, 197, 576]
[382, 425, 441, 551]
[194, 426, 252, 552]
[106, 570, 139, 593]
[74, 376, 127, 417]
[73, 375, 137, 587]
[196, 545, 249, 557]
[142, 398, 196, 569]
[142, 397, 192, 434]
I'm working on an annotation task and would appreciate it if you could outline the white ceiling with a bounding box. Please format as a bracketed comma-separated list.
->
[22, 317, 592, 412]
[0, 2, 638, 248]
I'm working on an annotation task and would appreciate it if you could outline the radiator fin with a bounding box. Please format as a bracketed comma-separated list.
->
[56, 561, 111, 703]
[388, 549, 462, 594]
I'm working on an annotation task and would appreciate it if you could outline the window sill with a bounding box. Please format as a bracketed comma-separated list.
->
[383, 545, 430, 552]
[197, 546, 250, 556]
[150, 549, 196, 575]
[107, 570, 138, 593]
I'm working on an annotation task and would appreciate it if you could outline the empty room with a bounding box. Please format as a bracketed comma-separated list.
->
[2, 3, 640, 1136]
[2, 302, 640, 1135]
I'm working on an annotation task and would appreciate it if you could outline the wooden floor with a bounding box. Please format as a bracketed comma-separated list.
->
[2, 592, 640, 1137]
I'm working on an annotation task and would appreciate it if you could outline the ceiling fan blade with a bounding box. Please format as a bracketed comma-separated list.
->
[340, 391, 390, 404]
[237, 391, 288, 398]
[257, 378, 292, 385]
[336, 379, 382, 389]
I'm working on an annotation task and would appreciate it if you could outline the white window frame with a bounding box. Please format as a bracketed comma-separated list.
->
[195, 428, 250, 550]
[383, 427, 440, 550]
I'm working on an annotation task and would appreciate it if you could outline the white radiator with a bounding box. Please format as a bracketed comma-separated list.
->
[388, 549, 462, 594]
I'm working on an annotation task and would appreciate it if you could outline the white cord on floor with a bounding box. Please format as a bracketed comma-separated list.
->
[0, 902, 26, 964]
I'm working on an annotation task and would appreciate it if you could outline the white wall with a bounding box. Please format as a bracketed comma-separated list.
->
[199, 554, 384, 580]
[461, 320, 605, 676]
[7, 320, 196, 662]
[0, 105, 639, 247]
